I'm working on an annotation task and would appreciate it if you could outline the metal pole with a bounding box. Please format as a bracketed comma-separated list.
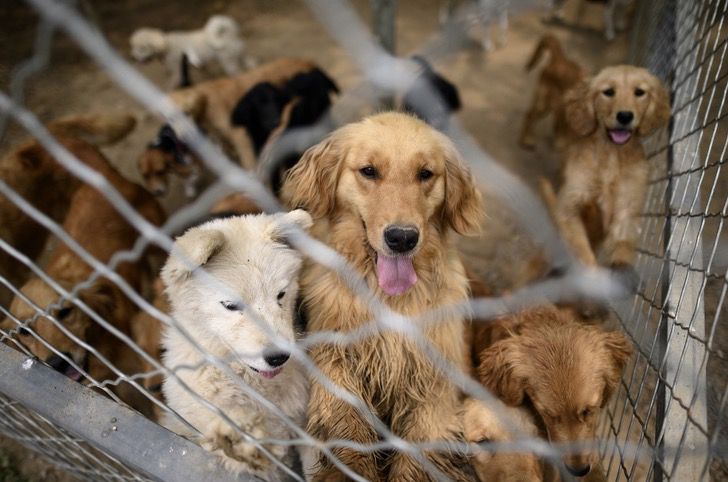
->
[369, 0, 398, 55]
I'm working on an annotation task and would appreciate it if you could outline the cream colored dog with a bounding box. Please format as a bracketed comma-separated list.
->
[130, 15, 254, 88]
[160, 210, 311, 480]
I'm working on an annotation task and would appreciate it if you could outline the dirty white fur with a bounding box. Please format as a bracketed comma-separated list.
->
[130, 15, 256, 88]
[160, 211, 312, 481]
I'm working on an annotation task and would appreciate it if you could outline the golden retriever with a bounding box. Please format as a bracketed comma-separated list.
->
[552, 65, 670, 272]
[0, 113, 136, 306]
[2, 160, 165, 417]
[477, 304, 632, 478]
[282, 112, 483, 481]
[519, 34, 587, 150]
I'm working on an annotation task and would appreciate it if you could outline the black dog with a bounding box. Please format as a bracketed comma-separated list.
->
[230, 67, 339, 193]
[402, 56, 461, 127]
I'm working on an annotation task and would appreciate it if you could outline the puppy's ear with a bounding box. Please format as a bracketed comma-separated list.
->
[280, 133, 342, 219]
[161, 228, 225, 285]
[478, 340, 526, 406]
[440, 136, 483, 235]
[563, 81, 597, 137]
[601, 330, 633, 403]
[267, 209, 313, 245]
[638, 75, 671, 136]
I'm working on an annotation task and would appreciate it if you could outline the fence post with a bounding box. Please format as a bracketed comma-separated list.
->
[659, 0, 710, 478]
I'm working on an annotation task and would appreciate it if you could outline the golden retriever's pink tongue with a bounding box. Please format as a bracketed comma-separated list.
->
[377, 255, 417, 296]
[608, 129, 632, 145]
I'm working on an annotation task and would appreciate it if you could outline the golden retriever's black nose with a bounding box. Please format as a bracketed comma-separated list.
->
[384, 226, 419, 253]
[616, 111, 634, 125]
[46, 353, 72, 373]
[565, 463, 591, 477]
[264, 351, 290, 367]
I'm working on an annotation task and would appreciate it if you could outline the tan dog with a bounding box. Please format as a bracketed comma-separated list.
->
[282, 112, 483, 481]
[477, 305, 632, 478]
[2, 160, 165, 417]
[463, 397, 546, 482]
[552, 65, 670, 271]
[0, 113, 136, 306]
[519, 34, 587, 150]
[136, 57, 321, 197]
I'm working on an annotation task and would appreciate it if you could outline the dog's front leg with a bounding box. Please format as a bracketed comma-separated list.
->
[305, 375, 381, 481]
[387, 392, 470, 482]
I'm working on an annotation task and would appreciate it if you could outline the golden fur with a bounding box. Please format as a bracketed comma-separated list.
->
[1, 160, 165, 417]
[0, 113, 136, 306]
[477, 305, 632, 477]
[519, 35, 587, 150]
[137, 57, 318, 191]
[282, 112, 483, 481]
[553, 65, 671, 269]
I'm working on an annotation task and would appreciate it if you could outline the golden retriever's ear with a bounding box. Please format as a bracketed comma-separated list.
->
[563, 81, 597, 137]
[638, 75, 671, 136]
[441, 139, 483, 236]
[280, 136, 341, 219]
[161, 228, 225, 285]
[478, 341, 526, 406]
[601, 330, 633, 403]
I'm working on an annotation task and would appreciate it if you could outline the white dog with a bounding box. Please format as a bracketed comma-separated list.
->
[160, 210, 311, 480]
[130, 15, 255, 88]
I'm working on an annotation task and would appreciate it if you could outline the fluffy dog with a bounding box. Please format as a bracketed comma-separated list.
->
[282, 112, 483, 481]
[2, 164, 166, 417]
[0, 113, 136, 307]
[130, 15, 254, 88]
[136, 59, 325, 196]
[519, 34, 587, 150]
[552, 65, 670, 271]
[160, 210, 312, 480]
[477, 305, 632, 478]
[463, 397, 546, 482]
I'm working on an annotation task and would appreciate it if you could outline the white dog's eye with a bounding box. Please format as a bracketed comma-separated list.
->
[277, 291, 286, 300]
[220, 300, 242, 311]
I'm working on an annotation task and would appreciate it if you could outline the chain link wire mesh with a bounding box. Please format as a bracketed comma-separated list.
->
[0, 0, 725, 481]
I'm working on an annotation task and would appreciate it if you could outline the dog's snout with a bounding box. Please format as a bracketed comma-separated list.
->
[263, 351, 290, 368]
[46, 353, 72, 373]
[565, 463, 591, 477]
[616, 111, 634, 125]
[384, 226, 419, 253]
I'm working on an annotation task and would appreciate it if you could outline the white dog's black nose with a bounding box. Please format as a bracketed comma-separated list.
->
[616, 111, 634, 125]
[263, 351, 290, 367]
[384, 226, 419, 253]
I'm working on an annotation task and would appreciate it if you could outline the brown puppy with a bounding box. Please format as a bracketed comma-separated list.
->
[137, 58, 321, 197]
[553, 65, 670, 270]
[478, 305, 632, 478]
[463, 397, 546, 482]
[282, 112, 483, 481]
[519, 35, 587, 150]
[0, 113, 136, 306]
[2, 158, 165, 416]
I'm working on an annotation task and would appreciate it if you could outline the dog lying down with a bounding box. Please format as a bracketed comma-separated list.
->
[160, 210, 312, 480]
[477, 304, 632, 479]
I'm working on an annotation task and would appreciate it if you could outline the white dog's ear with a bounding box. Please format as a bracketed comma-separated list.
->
[205, 15, 239, 49]
[267, 209, 313, 245]
[161, 228, 225, 285]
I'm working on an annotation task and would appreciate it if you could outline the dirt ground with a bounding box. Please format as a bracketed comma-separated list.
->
[0, 0, 642, 480]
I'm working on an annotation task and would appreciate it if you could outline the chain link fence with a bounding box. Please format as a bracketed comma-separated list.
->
[0, 0, 725, 481]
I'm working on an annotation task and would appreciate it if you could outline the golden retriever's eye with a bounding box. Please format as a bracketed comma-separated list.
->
[475, 437, 491, 445]
[220, 300, 242, 311]
[634, 88, 645, 97]
[56, 307, 72, 320]
[418, 168, 434, 182]
[602, 88, 615, 97]
[359, 166, 378, 180]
